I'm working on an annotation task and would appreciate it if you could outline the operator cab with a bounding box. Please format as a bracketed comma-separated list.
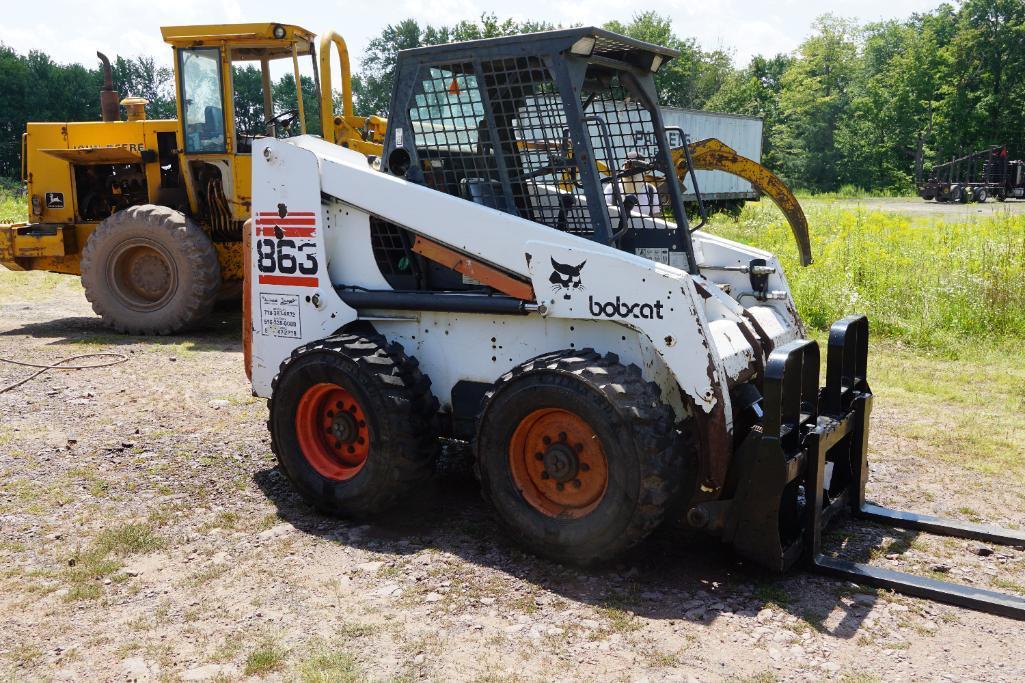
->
[162, 23, 319, 234]
[380, 27, 696, 282]
[163, 23, 317, 154]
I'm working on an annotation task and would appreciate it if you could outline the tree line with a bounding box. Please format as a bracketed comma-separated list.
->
[1, 2, 1022, 192]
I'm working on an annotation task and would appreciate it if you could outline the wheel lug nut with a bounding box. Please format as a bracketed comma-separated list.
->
[540, 471, 550, 480]
[535, 452, 544, 461]
[574, 443, 584, 453]
[347, 446, 355, 454]
[542, 436, 552, 445]
[580, 463, 590, 472]
[336, 402, 343, 409]
[357, 437, 365, 445]
[327, 410, 334, 418]
[572, 479, 582, 488]
[559, 432, 567, 442]
[556, 482, 564, 491]
[334, 441, 342, 449]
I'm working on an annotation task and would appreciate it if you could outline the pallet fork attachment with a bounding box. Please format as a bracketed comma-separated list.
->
[727, 315, 1025, 619]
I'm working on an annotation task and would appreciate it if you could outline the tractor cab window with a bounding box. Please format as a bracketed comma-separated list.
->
[230, 51, 319, 154]
[180, 48, 226, 153]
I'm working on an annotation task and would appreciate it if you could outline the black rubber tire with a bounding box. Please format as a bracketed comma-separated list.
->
[474, 349, 682, 565]
[976, 188, 988, 203]
[269, 332, 439, 518]
[80, 204, 220, 334]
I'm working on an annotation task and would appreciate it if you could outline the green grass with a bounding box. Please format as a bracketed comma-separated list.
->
[244, 641, 286, 676]
[797, 184, 915, 199]
[0, 183, 23, 222]
[64, 523, 163, 601]
[296, 645, 364, 683]
[868, 339, 1025, 481]
[705, 201, 1025, 353]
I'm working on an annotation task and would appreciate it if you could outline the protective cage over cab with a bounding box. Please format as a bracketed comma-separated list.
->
[381, 27, 699, 273]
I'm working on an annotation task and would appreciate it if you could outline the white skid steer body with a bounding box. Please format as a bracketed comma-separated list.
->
[241, 27, 1025, 621]
[249, 135, 801, 494]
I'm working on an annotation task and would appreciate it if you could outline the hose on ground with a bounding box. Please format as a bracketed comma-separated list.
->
[0, 353, 129, 394]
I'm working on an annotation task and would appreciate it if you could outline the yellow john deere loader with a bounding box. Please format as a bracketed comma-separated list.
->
[0, 23, 384, 334]
[0, 22, 808, 334]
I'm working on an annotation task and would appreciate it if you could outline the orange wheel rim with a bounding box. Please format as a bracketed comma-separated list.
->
[508, 408, 608, 518]
[295, 382, 370, 481]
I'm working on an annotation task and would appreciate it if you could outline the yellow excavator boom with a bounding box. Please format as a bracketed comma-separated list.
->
[673, 138, 812, 266]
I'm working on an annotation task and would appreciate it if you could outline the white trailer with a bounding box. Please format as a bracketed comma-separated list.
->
[661, 108, 764, 202]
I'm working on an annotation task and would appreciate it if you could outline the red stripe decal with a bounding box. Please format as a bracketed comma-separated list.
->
[258, 274, 319, 287]
[257, 211, 316, 217]
[257, 227, 316, 237]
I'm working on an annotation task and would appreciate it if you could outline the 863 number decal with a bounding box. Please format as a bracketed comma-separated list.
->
[255, 238, 318, 276]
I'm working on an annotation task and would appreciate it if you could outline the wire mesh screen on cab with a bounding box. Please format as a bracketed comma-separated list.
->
[404, 57, 678, 240]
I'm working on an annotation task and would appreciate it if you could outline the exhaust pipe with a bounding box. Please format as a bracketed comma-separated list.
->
[97, 51, 120, 123]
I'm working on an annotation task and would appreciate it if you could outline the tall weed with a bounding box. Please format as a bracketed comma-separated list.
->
[706, 201, 1025, 353]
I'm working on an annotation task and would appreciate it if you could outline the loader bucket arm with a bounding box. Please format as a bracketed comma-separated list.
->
[675, 138, 813, 266]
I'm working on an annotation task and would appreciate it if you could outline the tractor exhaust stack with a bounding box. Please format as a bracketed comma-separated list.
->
[97, 51, 119, 122]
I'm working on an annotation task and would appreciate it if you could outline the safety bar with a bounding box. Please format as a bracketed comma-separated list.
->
[319, 31, 354, 143]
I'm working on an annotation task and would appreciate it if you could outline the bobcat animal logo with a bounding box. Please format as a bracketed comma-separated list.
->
[549, 258, 586, 300]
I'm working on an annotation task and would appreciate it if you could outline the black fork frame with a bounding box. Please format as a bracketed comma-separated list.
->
[730, 315, 1025, 619]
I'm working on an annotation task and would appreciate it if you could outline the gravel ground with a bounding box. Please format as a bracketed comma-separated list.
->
[1, 280, 1023, 682]
[805, 196, 1025, 221]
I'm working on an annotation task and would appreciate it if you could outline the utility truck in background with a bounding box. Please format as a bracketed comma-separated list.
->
[248, 28, 1025, 619]
[918, 144, 1025, 203]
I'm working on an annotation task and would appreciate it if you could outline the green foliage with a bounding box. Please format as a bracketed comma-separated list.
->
[705, 201, 1025, 352]
[354, 13, 557, 116]
[772, 16, 861, 191]
[604, 12, 733, 109]
[769, 3, 1025, 191]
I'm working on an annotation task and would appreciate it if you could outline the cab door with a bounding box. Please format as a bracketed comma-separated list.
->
[175, 45, 247, 226]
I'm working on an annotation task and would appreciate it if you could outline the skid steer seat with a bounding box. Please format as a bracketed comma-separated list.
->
[461, 178, 510, 211]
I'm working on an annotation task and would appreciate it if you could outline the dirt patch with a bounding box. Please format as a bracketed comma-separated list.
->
[1, 274, 1023, 682]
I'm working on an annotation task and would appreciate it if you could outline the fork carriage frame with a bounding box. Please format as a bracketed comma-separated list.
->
[724, 315, 1025, 619]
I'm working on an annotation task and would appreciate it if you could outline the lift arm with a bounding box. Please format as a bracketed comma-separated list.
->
[674, 138, 813, 266]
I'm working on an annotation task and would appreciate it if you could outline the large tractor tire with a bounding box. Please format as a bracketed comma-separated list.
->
[475, 349, 682, 564]
[80, 204, 220, 334]
[269, 332, 439, 518]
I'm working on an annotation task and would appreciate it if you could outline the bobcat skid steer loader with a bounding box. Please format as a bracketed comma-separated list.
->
[247, 28, 1025, 618]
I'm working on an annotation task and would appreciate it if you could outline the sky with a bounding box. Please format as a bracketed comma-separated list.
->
[1, 0, 946, 72]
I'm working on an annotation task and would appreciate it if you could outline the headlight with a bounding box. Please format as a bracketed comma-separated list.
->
[273, 24, 286, 40]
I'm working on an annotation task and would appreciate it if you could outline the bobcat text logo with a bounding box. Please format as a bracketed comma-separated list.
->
[549, 258, 586, 300]
[589, 296, 665, 320]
